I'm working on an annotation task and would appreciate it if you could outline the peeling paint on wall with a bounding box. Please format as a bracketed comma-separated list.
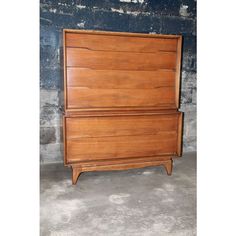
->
[110, 8, 150, 16]
[49, 8, 57, 14]
[179, 4, 190, 17]
[77, 21, 85, 28]
[126, 10, 140, 16]
[111, 8, 124, 14]
[119, 0, 145, 4]
[76, 5, 86, 9]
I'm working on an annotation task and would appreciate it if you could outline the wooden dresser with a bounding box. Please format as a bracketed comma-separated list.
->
[62, 29, 183, 184]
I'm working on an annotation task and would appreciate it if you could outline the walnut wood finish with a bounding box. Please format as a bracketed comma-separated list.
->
[63, 29, 183, 184]
[71, 157, 173, 185]
[163, 159, 173, 175]
[66, 48, 177, 69]
[65, 32, 178, 52]
[67, 68, 175, 88]
[64, 113, 181, 162]
[67, 87, 175, 109]
[71, 166, 81, 185]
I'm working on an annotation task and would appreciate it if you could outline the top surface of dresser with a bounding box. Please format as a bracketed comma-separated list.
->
[63, 29, 182, 112]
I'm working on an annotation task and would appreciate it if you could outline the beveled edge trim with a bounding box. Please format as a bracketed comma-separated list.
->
[67, 154, 176, 165]
[64, 106, 177, 114]
[64, 154, 175, 168]
[63, 29, 182, 39]
[177, 112, 183, 156]
[63, 30, 68, 110]
[64, 109, 178, 117]
[80, 160, 170, 172]
[175, 36, 183, 108]
[63, 115, 68, 165]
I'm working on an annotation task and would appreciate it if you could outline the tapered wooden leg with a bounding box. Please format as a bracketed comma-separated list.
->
[163, 159, 173, 175]
[72, 166, 81, 185]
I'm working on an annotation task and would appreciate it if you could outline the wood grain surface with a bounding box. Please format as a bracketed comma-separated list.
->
[67, 68, 175, 88]
[67, 87, 175, 108]
[66, 114, 178, 139]
[64, 113, 180, 162]
[62, 29, 183, 184]
[66, 48, 177, 70]
[65, 32, 178, 52]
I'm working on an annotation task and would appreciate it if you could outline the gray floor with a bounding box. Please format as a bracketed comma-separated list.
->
[40, 152, 196, 236]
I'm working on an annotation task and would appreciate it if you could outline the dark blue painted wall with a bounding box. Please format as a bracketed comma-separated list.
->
[40, 0, 196, 163]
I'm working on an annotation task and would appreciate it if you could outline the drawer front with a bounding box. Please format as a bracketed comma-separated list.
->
[64, 113, 182, 163]
[67, 87, 175, 109]
[65, 32, 178, 52]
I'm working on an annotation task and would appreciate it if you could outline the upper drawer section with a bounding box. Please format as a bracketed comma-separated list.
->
[63, 30, 182, 111]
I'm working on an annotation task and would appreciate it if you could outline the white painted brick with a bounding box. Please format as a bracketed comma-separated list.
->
[40, 143, 63, 163]
[40, 89, 59, 107]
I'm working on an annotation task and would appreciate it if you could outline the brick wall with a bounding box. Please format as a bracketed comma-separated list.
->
[40, 0, 196, 163]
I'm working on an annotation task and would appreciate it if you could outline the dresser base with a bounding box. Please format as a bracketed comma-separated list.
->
[70, 156, 174, 185]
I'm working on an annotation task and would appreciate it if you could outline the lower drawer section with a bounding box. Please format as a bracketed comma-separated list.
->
[64, 112, 182, 164]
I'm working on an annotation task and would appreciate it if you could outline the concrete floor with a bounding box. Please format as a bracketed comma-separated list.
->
[40, 152, 196, 236]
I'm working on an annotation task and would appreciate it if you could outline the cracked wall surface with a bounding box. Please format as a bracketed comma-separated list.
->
[40, 0, 196, 163]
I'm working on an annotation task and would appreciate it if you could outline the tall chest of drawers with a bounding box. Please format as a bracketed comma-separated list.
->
[62, 29, 183, 184]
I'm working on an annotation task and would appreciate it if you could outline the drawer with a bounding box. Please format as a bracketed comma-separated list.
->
[67, 87, 175, 109]
[64, 113, 182, 163]
[65, 31, 178, 52]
